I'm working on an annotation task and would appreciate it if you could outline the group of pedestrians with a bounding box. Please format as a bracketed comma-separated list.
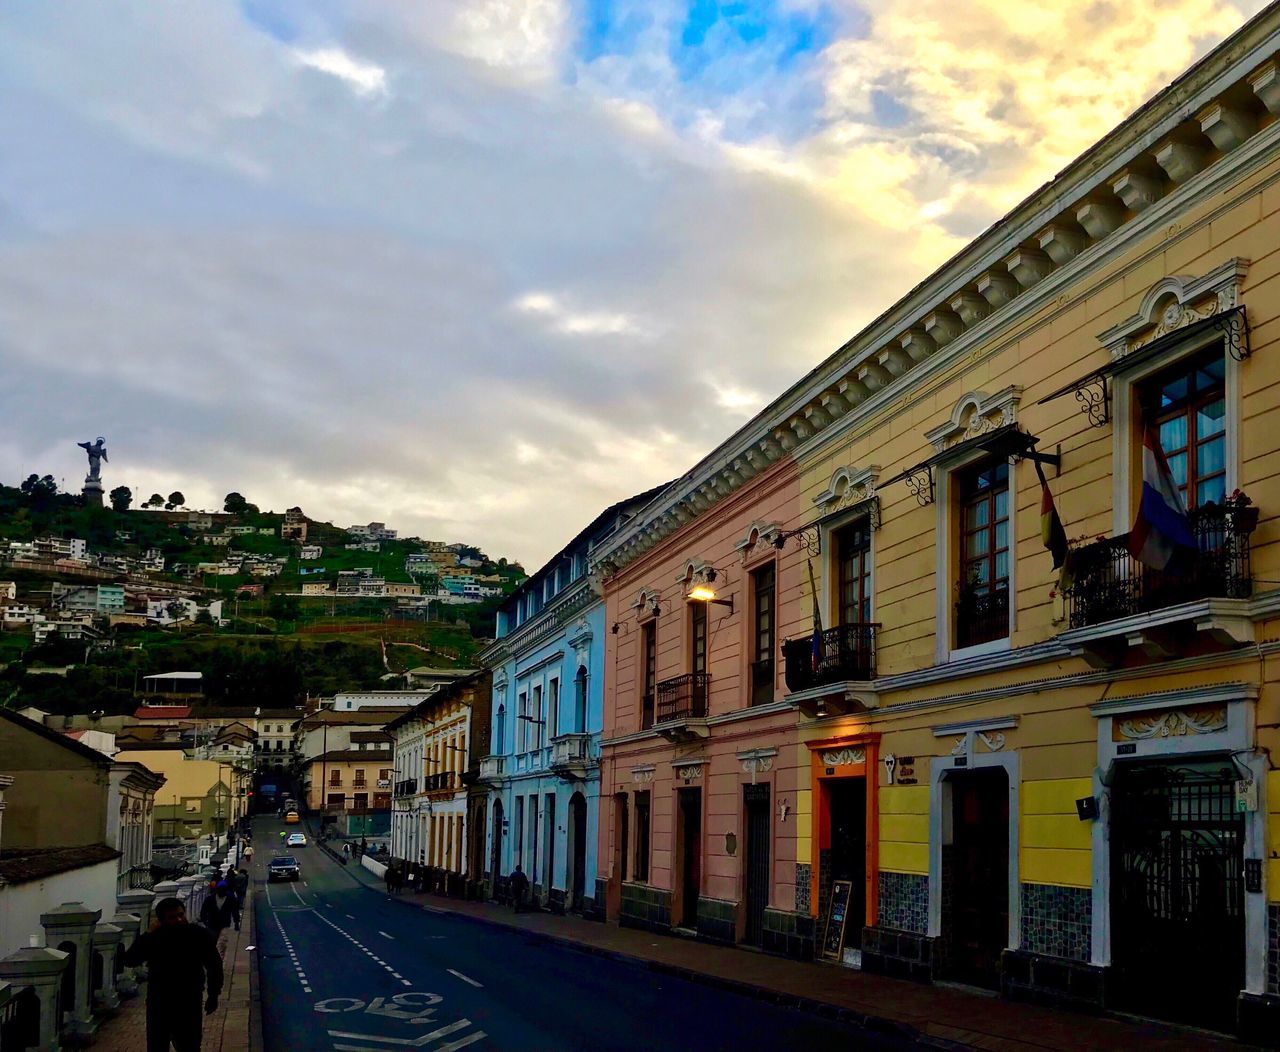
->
[122, 836, 256, 1050]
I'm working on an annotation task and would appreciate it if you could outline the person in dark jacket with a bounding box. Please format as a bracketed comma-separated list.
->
[509, 864, 530, 912]
[199, 881, 241, 960]
[231, 867, 250, 908]
[124, 896, 223, 1052]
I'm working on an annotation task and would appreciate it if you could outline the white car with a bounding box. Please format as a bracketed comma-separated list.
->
[286, 832, 308, 847]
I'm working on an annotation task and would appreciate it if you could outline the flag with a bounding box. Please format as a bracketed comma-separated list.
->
[1034, 461, 1069, 584]
[1128, 425, 1195, 570]
[806, 559, 823, 671]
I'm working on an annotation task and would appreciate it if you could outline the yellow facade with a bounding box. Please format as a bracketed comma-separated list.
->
[115, 747, 245, 839]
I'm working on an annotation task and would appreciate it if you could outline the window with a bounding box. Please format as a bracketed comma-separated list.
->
[633, 790, 651, 882]
[548, 678, 560, 739]
[956, 460, 1010, 648]
[641, 622, 657, 729]
[690, 601, 708, 675]
[329, 770, 342, 786]
[750, 563, 776, 706]
[514, 796, 525, 868]
[533, 685, 544, 749]
[574, 665, 588, 732]
[495, 705, 506, 754]
[835, 520, 872, 625]
[517, 692, 528, 752]
[1144, 350, 1227, 509]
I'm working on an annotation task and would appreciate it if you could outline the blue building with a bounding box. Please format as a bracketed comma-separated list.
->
[478, 487, 661, 913]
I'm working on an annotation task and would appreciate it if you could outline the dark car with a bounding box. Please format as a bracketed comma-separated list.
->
[268, 855, 300, 882]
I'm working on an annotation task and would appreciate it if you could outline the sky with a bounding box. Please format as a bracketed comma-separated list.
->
[0, 0, 1269, 568]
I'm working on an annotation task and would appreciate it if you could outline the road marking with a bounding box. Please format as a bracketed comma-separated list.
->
[329, 1018, 475, 1046]
[379, 930, 394, 940]
[421, 906, 446, 915]
[312, 911, 411, 986]
[345, 913, 355, 919]
[446, 970, 482, 988]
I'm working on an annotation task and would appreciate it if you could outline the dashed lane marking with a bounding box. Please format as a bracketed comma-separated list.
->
[379, 930, 394, 940]
[446, 970, 482, 989]
[312, 910, 412, 987]
[275, 916, 312, 995]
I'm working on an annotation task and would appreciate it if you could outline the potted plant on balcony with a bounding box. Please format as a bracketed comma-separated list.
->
[1226, 490, 1260, 535]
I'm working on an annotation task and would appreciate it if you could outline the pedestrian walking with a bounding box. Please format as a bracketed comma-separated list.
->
[359, 836, 368, 858]
[385, 862, 398, 894]
[198, 880, 241, 961]
[243, 843, 253, 865]
[123, 896, 223, 1052]
[341, 842, 351, 858]
[232, 867, 250, 908]
[509, 863, 530, 913]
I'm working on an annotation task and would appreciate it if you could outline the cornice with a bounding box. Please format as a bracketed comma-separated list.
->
[478, 577, 601, 667]
[590, 15, 1280, 580]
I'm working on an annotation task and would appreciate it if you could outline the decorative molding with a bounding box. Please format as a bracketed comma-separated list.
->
[672, 760, 704, 782]
[977, 731, 1006, 752]
[821, 746, 865, 767]
[926, 386, 1022, 453]
[675, 560, 714, 585]
[1090, 682, 1257, 718]
[933, 716, 1020, 737]
[631, 765, 655, 784]
[949, 737, 966, 756]
[813, 466, 881, 519]
[1114, 706, 1228, 740]
[1099, 257, 1250, 360]
[734, 521, 782, 559]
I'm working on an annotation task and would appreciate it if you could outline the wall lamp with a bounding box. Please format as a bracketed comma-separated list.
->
[687, 583, 733, 614]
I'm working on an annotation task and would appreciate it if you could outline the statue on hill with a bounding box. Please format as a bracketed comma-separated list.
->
[77, 436, 108, 507]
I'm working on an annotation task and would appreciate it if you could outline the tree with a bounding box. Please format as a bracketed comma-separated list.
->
[143, 493, 165, 508]
[19, 474, 57, 508]
[109, 486, 132, 512]
[223, 492, 249, 515]
[165, 491, 185, 511]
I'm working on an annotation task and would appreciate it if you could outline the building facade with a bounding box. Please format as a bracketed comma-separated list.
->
[585, 12, 1280, 1039]
[479, 489, 660, 914]
[387, 672, 491, 894]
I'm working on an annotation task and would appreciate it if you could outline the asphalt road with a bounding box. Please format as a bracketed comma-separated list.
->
[248, 817, 930, 1052]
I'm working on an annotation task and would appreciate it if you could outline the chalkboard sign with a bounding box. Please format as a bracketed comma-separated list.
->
[821, 879, 853, 961]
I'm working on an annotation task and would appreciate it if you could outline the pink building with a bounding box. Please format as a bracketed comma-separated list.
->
[595, 456, 815, 952]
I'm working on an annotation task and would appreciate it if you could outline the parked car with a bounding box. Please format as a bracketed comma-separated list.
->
[286, 832, 308, 847]
[268, 856, 301, 882]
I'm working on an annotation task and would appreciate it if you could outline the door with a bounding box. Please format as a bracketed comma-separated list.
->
[490, 799, 503, 891]
[569, 793, 588, 911]
[678, 788, 702, 928]
[743, 783, 771, 945]
[946, 768, 1009, 988]
[1110, 761, 1244, 1031]
[826, 779, 867, 948]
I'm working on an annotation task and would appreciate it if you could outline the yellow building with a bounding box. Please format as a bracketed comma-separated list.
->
[743, 16, 1280, 1039]
[113, 743, 247, 840]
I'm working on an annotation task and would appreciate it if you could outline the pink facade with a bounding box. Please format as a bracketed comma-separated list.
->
[597, 460, 812, 948]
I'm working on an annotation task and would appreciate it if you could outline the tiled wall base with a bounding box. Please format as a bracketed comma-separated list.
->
[547, 888, 567, 915]
[761, 908, 815, 961]
[695, 897, 738, 944]
[1000, 950, 1106, 1011]
[1020, 884, 1091, 962]
[877, 872, 928, 935]
[619, 883, 672, 933]
[582, 879, 608, 922]
[860, 926, 938, 982]
[1268, 903, 1279, 996]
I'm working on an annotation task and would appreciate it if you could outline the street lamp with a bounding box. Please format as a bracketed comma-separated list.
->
[687, 583, 734, 613]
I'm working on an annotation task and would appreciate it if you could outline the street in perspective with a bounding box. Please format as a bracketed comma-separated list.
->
[4, 3, 1280, 1052]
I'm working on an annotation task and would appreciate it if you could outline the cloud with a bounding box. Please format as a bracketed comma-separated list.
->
[0, 0, 1270, 568]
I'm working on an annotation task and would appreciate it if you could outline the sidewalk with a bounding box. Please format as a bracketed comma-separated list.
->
[95, 890, 256, 1052]
[340, 858, 1246, 1052]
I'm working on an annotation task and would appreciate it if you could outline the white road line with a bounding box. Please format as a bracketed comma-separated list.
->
[438, 1035, 485, 1052]
[378, 930, 394, 940]
[345, 913, 355, 919]
[446, 969, 483, 988]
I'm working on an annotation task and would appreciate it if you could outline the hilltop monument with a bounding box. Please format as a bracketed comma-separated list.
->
[77, 436, 108, 507]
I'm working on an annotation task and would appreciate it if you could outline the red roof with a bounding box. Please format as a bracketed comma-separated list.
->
[63, 730, 86, 740]
[132, 706, 192, 719]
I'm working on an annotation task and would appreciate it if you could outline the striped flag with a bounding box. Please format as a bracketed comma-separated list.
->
[806, 559, 823, 671]
[1034, 461, 1069, 577]
[1128, 425, 1195, 570]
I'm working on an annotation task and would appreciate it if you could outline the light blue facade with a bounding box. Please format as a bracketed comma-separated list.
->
[478, 489, 659, 913]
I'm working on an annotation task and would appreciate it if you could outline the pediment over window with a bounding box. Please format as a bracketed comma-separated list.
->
[674, 560, 714, 585]
[813, 466, 880, 517]
[734, 521, 782, 558]
[631, 587, 661, 612]
[925, 386, 1022, 454]
[1099, 257, 1250, 361]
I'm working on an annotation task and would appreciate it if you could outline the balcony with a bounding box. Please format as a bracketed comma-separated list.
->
[1060, 497, 1257, 666]
[352, 780, 368, 790]
[782, 623, 879, 718]
[654, 673, 710, 742]
[393, 778, 418, 798]
[955, 582, 1009, 650]
[423, 771, 457, 795]
[477, 755, 507, 785]
[550, 733, 595, 780]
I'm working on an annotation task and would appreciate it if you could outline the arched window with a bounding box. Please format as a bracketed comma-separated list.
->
[574, 666, 588, 733]
[495, 705, 506, 755]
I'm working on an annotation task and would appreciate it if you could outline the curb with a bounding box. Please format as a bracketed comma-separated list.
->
[360, 879, 959, 1050]
[248, 888, 264, 1052]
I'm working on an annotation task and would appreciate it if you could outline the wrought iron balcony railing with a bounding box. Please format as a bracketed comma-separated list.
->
[423, 771, 457, 793]
[782, 623, 878, 693]
[1062, 497, 1256, 630]
[656, 672, 709, 723]
[393, 778, 418, 797]
[955, 582, 1009, 649]
[117, 863, 156, 895]
[751, 658, 774, 706]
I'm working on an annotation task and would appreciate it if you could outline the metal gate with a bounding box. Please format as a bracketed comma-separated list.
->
[1110, 761, 1244, 1031]
[743, 783, 771, 945]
